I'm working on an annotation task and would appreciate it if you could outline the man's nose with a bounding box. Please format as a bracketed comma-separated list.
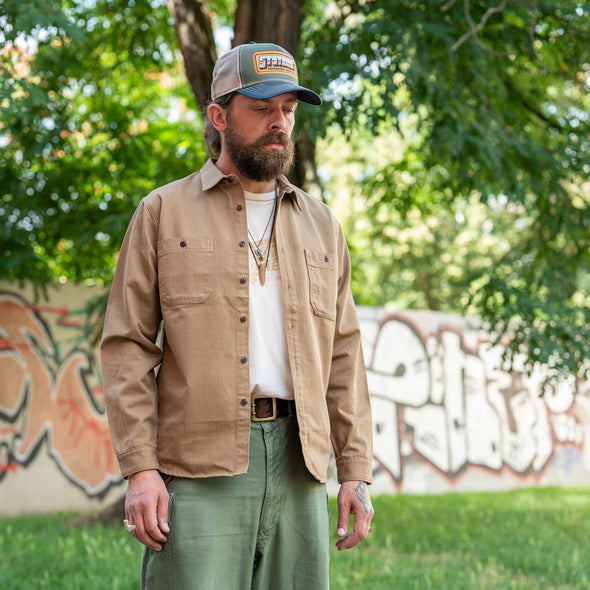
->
[269, 109, 287, 131]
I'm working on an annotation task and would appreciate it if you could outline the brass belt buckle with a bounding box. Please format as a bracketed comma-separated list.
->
[251, 395, 277, 422]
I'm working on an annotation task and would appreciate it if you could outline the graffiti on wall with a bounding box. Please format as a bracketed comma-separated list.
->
[2, 289, 590, 501]
[368, 312, 589, 488]
[0, 292, 120, 496]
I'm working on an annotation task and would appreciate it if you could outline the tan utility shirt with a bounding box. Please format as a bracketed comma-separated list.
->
[101, 160, 372, 484]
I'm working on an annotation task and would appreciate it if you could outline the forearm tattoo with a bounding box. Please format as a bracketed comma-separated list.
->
[354, 481, 372, 513]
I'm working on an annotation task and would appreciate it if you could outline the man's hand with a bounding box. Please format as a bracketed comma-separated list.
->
[125, 469, 170, 551]
[335, 480, 374, 551]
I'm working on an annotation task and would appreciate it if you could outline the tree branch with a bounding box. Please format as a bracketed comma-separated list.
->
[504, 76, 564, 132]
[450, 0, 515, 57]
[440, 0, 460, 11]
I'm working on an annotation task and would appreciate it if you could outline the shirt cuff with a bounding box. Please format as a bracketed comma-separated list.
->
[116, 445, 160, 479]
[335, 456, 373, 484]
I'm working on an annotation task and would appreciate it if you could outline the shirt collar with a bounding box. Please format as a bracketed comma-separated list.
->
[201, 159, 302, 211]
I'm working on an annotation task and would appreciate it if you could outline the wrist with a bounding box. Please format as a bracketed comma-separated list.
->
[128, 468, 159, 481]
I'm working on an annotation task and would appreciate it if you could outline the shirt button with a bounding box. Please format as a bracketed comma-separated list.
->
[240, 277, 247, 284]
[239, 241, 246, 247]
[241, 356, 248, 364]
[240, 315, 247, 323]
[240, 398, 248, 406]
[237, 204, 243, 211]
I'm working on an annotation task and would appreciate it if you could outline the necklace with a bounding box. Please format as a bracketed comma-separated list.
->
[247, 184, 278, 286]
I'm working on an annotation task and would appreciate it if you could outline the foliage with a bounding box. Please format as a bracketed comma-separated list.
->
[305, 0, 590, 379]
[1, 487, 590, 589]
[319, 129, 524, 311]
[0, 0, 207, 288]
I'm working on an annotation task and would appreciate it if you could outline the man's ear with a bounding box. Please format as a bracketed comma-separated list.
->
[207, 103, 228, 132]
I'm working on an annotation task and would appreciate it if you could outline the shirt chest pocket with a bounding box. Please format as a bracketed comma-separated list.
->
[304, 249, 337, 321]
[158, 237, 214, 306]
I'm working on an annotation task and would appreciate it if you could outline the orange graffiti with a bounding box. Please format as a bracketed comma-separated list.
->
[0, 463, 18, 472]
[0, 294, 119, 494]
[0, 427, 18, 435]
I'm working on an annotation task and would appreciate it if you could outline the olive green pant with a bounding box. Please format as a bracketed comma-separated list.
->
[141, 415, 330, 590]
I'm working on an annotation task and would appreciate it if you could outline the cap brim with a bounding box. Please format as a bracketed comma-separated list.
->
[237, 81, 322, 105]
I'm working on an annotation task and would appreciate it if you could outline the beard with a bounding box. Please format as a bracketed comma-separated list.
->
[224, 122, 295, 182]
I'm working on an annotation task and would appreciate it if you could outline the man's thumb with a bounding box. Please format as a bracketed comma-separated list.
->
[336, 511, 350, 537]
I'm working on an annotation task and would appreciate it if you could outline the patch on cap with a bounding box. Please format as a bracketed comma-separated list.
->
[253, 52, 297, 78]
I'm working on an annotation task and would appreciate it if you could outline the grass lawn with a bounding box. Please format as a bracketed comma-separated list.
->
[1, 487, 589, 589]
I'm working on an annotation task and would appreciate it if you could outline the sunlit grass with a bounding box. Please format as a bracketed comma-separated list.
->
[1, 487, 589, 589]
[329, 487, 590, 590]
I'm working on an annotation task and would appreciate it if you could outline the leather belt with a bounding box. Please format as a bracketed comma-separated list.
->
[251, 396, 294, 422]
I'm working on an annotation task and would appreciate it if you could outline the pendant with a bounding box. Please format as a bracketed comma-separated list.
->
[255, 247, 264, 261]
[259, 264, 266, 286]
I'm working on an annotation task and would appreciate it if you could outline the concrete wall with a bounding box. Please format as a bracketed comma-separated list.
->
[0, 283, 122, 516]
[356, 308, 590, 496]
[1, 283, 589, 515]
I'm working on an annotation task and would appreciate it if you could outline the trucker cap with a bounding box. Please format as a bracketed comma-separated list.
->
[211, 42, 322, 105]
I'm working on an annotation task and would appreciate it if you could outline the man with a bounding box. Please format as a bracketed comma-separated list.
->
[101, 42, 373, 590]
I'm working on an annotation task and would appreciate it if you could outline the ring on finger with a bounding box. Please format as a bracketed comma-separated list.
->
[123, 518, 136, 532]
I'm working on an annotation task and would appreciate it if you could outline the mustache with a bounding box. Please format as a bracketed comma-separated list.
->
[253, 131, 291, 149]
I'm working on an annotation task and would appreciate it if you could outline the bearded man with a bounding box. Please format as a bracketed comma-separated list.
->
[101, 42, 373, 590]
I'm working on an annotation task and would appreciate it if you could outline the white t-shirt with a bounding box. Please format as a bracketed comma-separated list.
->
[245, 189, 294, 400]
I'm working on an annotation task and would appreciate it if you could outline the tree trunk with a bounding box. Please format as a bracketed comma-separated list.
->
[232, 0, 305, 54]
[292, 120, 324, 200]
[167, 0, 218, 112]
